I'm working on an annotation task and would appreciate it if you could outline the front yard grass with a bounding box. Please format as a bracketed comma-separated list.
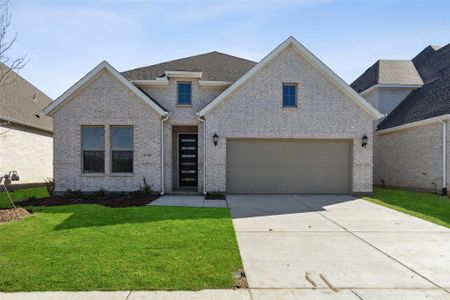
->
[364, 187, 450, 228]
[0, 187, 49, 208]
[0, 204, 242, 291]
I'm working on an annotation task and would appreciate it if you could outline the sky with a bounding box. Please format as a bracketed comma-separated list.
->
[6, 0, 450, 99]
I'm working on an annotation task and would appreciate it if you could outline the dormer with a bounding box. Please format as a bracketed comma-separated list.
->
[351, 60, 423, 116]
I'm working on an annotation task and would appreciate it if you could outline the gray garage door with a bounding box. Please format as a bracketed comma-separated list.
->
[226, 139, 351, 194]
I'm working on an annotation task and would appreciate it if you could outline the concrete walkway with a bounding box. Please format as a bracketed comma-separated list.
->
[229, 194, 450, 298]
[149, 194, 227, 208]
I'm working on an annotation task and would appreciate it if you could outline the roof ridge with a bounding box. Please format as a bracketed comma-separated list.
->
[209, 51, 257, 64]
[122, 51, 256, 74]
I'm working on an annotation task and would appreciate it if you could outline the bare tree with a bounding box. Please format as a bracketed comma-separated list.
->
[0, 0, 27, 86]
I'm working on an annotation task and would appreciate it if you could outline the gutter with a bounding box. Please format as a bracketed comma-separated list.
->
[160, 113, 169, 195]
[0, 114, 53, 134]
[439, 118, 447, 196]
[360, 83, 423, 96]
[376, 114, 450, 135]
[197, 113, 207, 195]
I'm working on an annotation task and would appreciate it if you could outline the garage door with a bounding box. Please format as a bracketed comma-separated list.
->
[227, 139, 351, 194]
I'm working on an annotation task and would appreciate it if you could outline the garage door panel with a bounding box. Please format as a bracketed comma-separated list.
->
[227, 139, 351, 194]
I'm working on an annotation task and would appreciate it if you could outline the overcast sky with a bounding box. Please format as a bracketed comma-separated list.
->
[7, 0, 450, 99]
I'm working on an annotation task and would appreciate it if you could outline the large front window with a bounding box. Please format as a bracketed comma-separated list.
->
[177, 82, 192, 105]
[82, 126, 105, 173]
[111, 126, 134, 173]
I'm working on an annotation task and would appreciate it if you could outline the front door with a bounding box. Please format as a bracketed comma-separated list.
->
[178, 134, 198, 187]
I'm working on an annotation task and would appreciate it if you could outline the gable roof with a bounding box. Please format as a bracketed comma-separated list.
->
[351, 60, 423, 93]
[198, 36, 382, 119]
[377, 43, 450, 130]
[122, 51, 256, 82]
[44, 61, 168, 117]
[0, 64, 53, 132]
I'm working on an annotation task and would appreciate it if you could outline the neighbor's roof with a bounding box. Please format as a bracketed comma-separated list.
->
[351, 59, 423, 93]
[0, 64, 53, 132]
[377, 43, 450, 130]
[121, 51, 257, 82]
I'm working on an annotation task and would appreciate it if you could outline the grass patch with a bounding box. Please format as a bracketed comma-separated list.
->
[0, 205, 242, 291]
[364, 187, 450, 228]
[0, 187, 49, 208]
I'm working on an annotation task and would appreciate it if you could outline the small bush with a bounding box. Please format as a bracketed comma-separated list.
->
[27, 196, 38, 202]
[45, 178, 55, 197]
[138, 177, 153, 196]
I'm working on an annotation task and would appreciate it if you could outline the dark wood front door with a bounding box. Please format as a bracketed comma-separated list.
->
[178, 134, 198, 187]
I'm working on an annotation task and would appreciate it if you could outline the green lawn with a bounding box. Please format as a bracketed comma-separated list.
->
[0, 187, 49, 208]
[0, 204, 242, 291]
[364, 188, 450, 228]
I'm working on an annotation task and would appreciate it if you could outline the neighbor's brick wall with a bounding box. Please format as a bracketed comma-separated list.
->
[374, 122, 443, 192]
[204, 45, 374, 193]
[0, 124, 53, 184]
[52, 70, 162, 192]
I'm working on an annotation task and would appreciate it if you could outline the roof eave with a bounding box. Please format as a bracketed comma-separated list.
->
[376, 114, 450, 135]
[0, 114, 53, 133]
[43, 61, 168, 117]
[360, 83, 424, 96]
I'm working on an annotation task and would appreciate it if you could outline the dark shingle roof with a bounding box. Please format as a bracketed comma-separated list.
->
[121, 51, 257, 82]
[377, 44, 450, 130]
[351, 60, 423, 93]
[0, 64, 53, 132]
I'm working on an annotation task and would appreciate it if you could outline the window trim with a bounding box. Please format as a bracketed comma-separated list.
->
[177, 81, 192, 105]
[282, 83, 298, 108]
[81, 125, 105, 174]
[110, 125, 134, 174]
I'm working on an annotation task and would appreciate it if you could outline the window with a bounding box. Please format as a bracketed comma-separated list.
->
[177, 82, 192, 105]
[111, 126, 134, 173]
[82, 126, 105, 173]
[282, 84, 297, 107]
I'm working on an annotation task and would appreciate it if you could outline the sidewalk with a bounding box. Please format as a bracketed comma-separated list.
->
[1, 288, 449, 300]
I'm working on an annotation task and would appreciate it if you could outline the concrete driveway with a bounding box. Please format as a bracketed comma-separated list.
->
[229, 195, 450, 299]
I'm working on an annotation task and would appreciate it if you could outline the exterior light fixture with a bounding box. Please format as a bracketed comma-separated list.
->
[213, 132, 219, 146]
[362, 135, 368, 148]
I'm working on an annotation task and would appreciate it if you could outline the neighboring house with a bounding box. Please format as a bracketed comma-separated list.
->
[0, 64, 53, 185]
[44, 37, 381, 195]
[352, 43, 450, 194]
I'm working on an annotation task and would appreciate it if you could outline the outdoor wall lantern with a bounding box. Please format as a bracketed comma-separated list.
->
[362, 135, 368, 148]
[213, 132, 219, 146]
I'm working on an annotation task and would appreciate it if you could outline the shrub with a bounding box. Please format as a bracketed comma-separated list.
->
[26, 196, 37, 202]
[45, 178, 55, 197]
[138, 177, 153, 196]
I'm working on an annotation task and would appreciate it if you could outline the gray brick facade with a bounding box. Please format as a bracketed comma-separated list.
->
[51, 43, 377, 194]
[374, 122, 448, 193]
[53, 71, 162, 192]
[204, 46, 374, 193]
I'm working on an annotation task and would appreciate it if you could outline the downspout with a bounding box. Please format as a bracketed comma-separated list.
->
[197, 113, 207, 195]
[439, 118, 447, 196]
[160, 113, 169, 195]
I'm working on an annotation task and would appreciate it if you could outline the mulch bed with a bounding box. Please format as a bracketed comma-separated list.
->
[17, 195, 160, 208]
[0, 208, 32, 223]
